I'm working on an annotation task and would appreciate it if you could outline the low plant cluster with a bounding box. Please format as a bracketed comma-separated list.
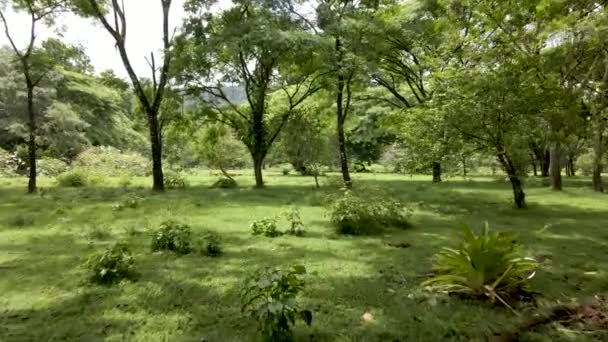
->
[111, 194, 143, 211]
[423, 223, 538, 309]
[151, 220, 193, 254]
[87, 243, 138, 285]
[241, 265, 313, 341]
[164, 170, 189, 189]
[210, 177, 237, 189]
[55, 169, 105, 187]
[251, 208, 306, 237]
[328, 188, 411, 235]
[74, 146, 150, 177]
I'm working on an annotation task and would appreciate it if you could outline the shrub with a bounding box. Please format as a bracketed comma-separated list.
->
[112, 195, 142, 211]
[241, 265, 313, 341]
[7, 214, 34, 228]
[200, 232, 222, 257]
[56, 169, 89, 187]
[251, 217, 282, 238]
[164, 170, 188, 189]
[282, 207, 305, 236]
[328, 189, 411, 235]
[282, 168, 291, 176]
[0, 148, 21, 177]
[211, 177, 237, 189]
[118, 176, 132, 188]
[37, 157, 68, 177]
[422, 223, 538, 305]
[151, 220, 192, 255]
[87, 243, 138, 285]
[74, 146, 150, 177]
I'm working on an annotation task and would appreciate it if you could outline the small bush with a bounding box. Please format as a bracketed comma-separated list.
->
[8, 214, 34, 228]
[151, 220, 192, 255]
[282, 207, 305, 236]
[0, 148, 20, 177]
[112, 195, 142, 211]
[282, 168, 291, 175]
[422, 223, 538, 305]
[37, 157, 68, 177]
[118, 176, 132, 188]
[56, 169, 89, 187]
[74, 146, 150, 177]
[328, 189, 411, 235]
[200, 232, 222, 257]
[211, 177, 237, 189]
[251, 217, 282, 238]
[164, 170, 188, 189]
[241, 265, 313, 341]
[87, 243, 138, 285]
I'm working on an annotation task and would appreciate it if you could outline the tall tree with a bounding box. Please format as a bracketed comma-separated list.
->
[178, 0, 323, 188]
[81, 0, 175, 191]
[0, 0, 65, 193]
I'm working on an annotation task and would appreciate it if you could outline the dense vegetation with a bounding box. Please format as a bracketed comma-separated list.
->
[1, 0, 607, 341]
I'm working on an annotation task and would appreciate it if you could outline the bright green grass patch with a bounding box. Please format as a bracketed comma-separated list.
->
[0, 172, 607, 341]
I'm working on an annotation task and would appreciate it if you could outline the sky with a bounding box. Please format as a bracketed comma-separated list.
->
[0, 0, 190, 78]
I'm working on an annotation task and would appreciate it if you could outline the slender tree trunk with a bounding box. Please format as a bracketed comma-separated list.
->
[550, 143, 562, 191]
[462, 157, 467, 177]
[253, 154, 264, 188]
[432, 162, 442, 183]
[592, 111, 604, 192]
[219, 165, 234, 181]
[497, 153, 526, 208]
[26, 84, 36, 194]
[541, 150, 550, 177]
[336, 37, 352, 188]
[147, 110, 164, 191]
[532, 157, 538, 177]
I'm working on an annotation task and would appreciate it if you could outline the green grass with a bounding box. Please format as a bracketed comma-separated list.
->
[1, 171, 607, 341]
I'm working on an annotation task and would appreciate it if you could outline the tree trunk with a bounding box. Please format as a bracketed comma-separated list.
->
[314, 174, 319, 189]
[335, 37, 352, 189]
[147, 110, 164, 191]
[432, 162, 442, 183]
[462, 157, 467, 177]
[541, 150, 550, 177]
[549, 143, 562, 191]
[532, 158, 538, 177]
[219, 165, 234, 181]
[592, 112, 604, 192]
[26, 85, 36, 194]
[497, 153, 527, 209]
[253, 154, 265, 188]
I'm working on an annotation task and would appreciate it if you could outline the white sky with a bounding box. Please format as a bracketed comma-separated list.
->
[0, 0, 199, 79]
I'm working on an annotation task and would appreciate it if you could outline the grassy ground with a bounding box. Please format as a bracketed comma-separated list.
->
[1, 171, 607, 341]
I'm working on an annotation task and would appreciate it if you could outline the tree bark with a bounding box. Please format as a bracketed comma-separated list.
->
[219, 165, 234, 181]
[497, 153, 526, 209]
[462, 157, 467, 177]
[550, 143, 562, 191]
[592, 108, 604, 192]
[26, 84, 36, 194]
[147, 110, 164, 191]
[335, 37, 352, 188]
[541, 149, 550, 177]
[531, 157, 538, 177]
[253, 154, 264, 188]
[432, 162, 442, 183]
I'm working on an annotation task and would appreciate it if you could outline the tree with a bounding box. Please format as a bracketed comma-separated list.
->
[178, 0, 323, 188]
[0, 0, 66, 192]
[80, 0, 175, 191]
[194, 124, 248, 180]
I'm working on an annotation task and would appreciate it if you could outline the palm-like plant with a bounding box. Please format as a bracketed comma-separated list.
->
[423, 223, 537, 310]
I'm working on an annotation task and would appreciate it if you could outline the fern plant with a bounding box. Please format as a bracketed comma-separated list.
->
[423, 223, 537, 307]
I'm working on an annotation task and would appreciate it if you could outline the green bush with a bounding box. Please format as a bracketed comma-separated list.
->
[56, 169, 89, 187]
[282, 168, 291, 175]
[164, 170, 188, 189]
[241, 265, 313, 341]
[251, 217, 282, 238]
[0, 148, 20, 177]
[74, 146, 150, 177]
[422, 223, 538, 304]
[118, 176, 132, 188]
[328, 189, 411, 235]
[151, 220, 192, 255]
[87, 243, 138, 285]
[37, 157, 68, 177]
[200, 232, 222, 257]
[282, 207, 305, 236]
[112, 194, 142, 211]
[211, 177, 237, 189]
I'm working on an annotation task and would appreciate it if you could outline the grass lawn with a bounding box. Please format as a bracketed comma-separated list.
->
[1, 171, 607, 341]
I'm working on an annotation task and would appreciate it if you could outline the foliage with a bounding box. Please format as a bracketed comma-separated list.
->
[111, 194, 142, 211]
[151, 220, 193, 255]
[86, 243, 138, 285]
[164, 170, 188, 189]
[55, 169, 90, 187]
[251, 217, 282, 238]
[328, 188, 411, 235]
[74, 147, 149, 177]
[200, 231, 222, 257]
[210, 177, 237, 189]
[37, 157, 68, 177]
[240, 265, 313, 342]
[0, 148, 19, 177]
[282, 207, 305, 236]
[423, 223, 538, 305]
